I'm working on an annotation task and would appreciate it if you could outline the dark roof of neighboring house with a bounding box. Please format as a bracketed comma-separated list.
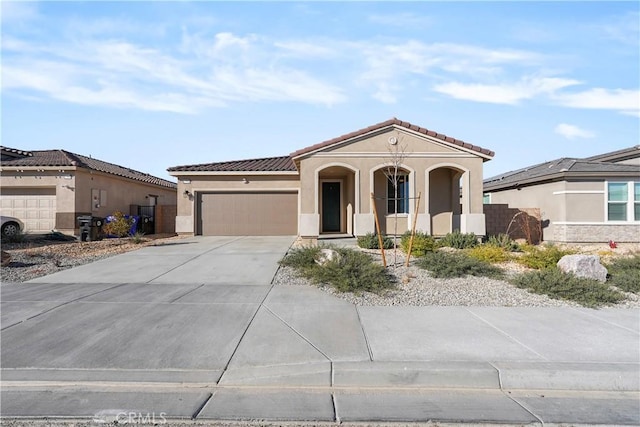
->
[0, 146, 177, 189]
[167, 155, 297, 173]
[484, 156, 640, 192]
[583, 145, 640, 163]
[290, 118, 495, 159]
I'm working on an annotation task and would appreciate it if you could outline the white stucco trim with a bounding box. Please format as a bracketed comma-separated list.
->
[311, 152, 477, 159]
[552, 190, 605, 195]
[555, 221, 640, 225]
[369, 163, 416, 215]
[192, 188, 299, 193]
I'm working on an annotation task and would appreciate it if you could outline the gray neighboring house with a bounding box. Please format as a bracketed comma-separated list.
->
[483, 146, 640, 243]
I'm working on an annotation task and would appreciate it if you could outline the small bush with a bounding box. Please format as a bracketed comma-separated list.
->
[280, 245, 394, 294]
[103, 211, 134, 237]
[517, 244, 576, 270]
[466, 245, 511, 263]
[417, 251, 503, 279]
[607, 254, 640, 293]
[357, 232, 394, 250]
[400, 231, 436, 257]
[130, 231, 146, 244]
[487, 233, 521, 252]
[439, 231, 478, 249]
[511, 268, 625, 308]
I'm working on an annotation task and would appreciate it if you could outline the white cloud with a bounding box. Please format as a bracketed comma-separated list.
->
[433, 76, 580, 105]
[2, 33, 346, 113]
[552, 88, 640, 116]
[554, 123, 595, 140]
[1, 2, 38, 24]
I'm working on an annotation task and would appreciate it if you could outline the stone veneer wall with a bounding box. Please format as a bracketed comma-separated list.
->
[552, 224, 640, 243]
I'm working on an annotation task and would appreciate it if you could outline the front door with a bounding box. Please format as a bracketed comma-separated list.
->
[322, 182, 341, 233]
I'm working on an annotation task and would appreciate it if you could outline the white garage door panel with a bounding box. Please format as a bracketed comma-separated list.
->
[0, 195, 56, 233]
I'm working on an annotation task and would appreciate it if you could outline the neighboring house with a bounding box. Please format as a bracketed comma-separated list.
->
[483, 146, 640, 243]
[0, 146, 177, 235]
[168, 118, 494, 241]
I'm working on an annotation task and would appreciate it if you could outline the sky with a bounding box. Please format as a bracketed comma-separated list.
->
[2, 1, 639, 182]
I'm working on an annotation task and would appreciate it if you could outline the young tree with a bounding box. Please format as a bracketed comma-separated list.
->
[383, 134, 408, 268]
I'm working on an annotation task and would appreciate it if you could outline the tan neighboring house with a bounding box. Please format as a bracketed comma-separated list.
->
[483, 146, 640, 243]
[168, 118, 494, 241]
[1, 146, 177, 235]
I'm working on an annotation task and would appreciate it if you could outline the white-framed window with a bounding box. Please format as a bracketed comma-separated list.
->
[607, 181, 640, 222]
[387, 174, 409, 214]
[483, 193, 491, 204]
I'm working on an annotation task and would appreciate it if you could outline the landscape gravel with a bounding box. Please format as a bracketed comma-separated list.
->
[273, 247, 640, 309]
[1, 234, 183, 283]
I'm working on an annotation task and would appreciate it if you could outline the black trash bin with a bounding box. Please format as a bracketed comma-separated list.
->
[91, 217, 104, 241]
[77, 216, 104, 242]
[77, 215, 92, 242]
[139, 215, 155, 235]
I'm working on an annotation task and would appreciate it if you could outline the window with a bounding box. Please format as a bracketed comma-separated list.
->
[483, 193, 491, 204]
[635, 183, 640, 221]
[388, 175, 409, 214]
[607, 181, 640, 222]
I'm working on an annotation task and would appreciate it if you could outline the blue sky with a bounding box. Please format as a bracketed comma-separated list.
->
[2, 1, 639, 182]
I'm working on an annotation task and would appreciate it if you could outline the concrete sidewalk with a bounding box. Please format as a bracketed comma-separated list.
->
[1, 236, 639, 424]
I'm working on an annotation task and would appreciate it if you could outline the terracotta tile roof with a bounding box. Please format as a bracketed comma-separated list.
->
[167, 155, 297, 172]
[0, 146, 177, 189]
[484, 156, 640, 191]
[290, 118, 495, 159]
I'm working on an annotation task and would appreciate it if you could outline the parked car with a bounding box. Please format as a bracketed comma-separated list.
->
[1, 216, 24, 238]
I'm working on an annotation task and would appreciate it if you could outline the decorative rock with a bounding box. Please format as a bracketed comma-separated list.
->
[314, 248, 341, 266]
[557, 254, 608, 283]
[1, 250, 10, 267]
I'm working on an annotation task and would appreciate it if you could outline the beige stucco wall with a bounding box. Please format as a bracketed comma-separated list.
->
[298, 128, 486, 236]
[174, 174, 300, 234]
[1, 168, 177, 234]
[486, 177, 640, 242]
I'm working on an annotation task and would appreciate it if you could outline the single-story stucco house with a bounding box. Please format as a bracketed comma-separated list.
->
[483, 145, 640, 243]
[168, 118, 494, 241]
[0, 146, 177, 235]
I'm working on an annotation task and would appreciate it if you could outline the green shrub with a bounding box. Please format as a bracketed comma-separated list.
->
[517, 244, 576, 270]
[511, 268, 625, 308]
[607, 254, 640, 293]
[130, 231, 146, 244]
[400, 231, 436, 257]
[439, 231, 478, 249]
[357, 232, 394, 249]
[466, 245, 511, 263]
[279, 245, 394, 294]
[103, 211, 134, 237]
[417, 251, 503, 279]
[487, 233, 521, 252]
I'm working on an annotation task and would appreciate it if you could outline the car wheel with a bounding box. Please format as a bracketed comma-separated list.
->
[1, 222, 20, 238]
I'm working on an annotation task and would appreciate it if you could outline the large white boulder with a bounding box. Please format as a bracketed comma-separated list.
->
[557, 254, 608, 283]
[314, 248, 341, 266]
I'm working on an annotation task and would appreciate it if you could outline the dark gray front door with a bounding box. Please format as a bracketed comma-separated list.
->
[322, 182, 341, 232]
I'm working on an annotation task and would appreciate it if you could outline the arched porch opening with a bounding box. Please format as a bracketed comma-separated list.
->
[316, 165, 357, 235]
[428, 166, 467, 236]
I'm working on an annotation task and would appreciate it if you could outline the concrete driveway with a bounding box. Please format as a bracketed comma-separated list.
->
[1, 236, 639, 424]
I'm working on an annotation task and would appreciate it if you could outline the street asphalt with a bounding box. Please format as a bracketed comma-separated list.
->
[1, 236, 638, 425]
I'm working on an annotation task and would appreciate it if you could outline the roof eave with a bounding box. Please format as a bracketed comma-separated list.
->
[484, 170, 639, 192]
[168, 170, 299, 177]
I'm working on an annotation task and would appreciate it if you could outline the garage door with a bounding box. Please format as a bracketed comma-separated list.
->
[199, 192, 298, 236]
[0, 189, 57, 233]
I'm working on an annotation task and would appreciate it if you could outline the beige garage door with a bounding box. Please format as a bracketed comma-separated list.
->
[199, 192, 298, 236]
[0, 188, 57, 233]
